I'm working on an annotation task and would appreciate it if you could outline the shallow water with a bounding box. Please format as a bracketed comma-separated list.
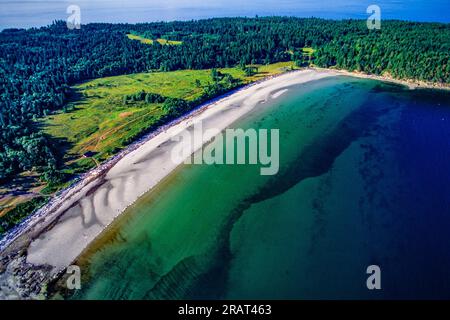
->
[70, 76, 450, 299]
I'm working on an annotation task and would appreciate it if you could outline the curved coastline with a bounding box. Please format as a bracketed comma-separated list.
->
[0, 69, 336, 277]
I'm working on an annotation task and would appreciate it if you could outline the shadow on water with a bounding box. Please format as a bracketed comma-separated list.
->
[182, 93, 392, 299]
[107, 82, 450, 299]
[67, 79, 450, 299]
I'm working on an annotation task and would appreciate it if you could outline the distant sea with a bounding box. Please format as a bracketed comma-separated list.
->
[0, 0, 449, 30]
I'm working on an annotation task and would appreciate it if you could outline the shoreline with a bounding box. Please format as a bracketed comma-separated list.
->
[0, 69, 336, 299]
[313, 67, 450, 91]
[0, 69, 297, 255]
[1, 67, 447, 299]
[2, 67, 448, 254]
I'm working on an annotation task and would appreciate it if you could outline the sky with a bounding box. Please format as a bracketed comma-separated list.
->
[0, 0, 449, 30]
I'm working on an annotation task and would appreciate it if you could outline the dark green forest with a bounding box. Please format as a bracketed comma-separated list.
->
[0, 17, 449, 186]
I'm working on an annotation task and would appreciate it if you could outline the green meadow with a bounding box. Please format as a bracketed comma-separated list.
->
[43, 62, 296, 174]
[126, 34, 183, 45]
[0, 62, 294, 221]
[302, 47, 316, 55]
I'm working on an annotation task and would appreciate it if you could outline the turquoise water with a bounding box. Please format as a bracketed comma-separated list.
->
[69, 76, 450, 299]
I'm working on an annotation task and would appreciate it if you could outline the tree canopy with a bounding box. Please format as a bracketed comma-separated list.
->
[0, 17, 449, 184]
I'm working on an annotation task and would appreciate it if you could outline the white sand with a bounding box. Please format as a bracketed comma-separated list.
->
[271, 89, 289, 99]
[19, 69, 335, 273]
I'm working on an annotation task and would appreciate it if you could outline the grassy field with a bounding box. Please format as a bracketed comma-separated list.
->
[302, 47, 316, 55]
[1, 61, 296, 222]
[302, 47, 316, 62]
[126, 34, 183, 45]
[43, 61, 296, 173]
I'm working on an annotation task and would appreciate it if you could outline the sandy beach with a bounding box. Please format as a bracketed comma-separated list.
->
[0, 69, 336, 279]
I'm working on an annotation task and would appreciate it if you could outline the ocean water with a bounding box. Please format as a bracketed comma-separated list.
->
[0, 0, 449, 30]
[65, 76, 450, 299]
